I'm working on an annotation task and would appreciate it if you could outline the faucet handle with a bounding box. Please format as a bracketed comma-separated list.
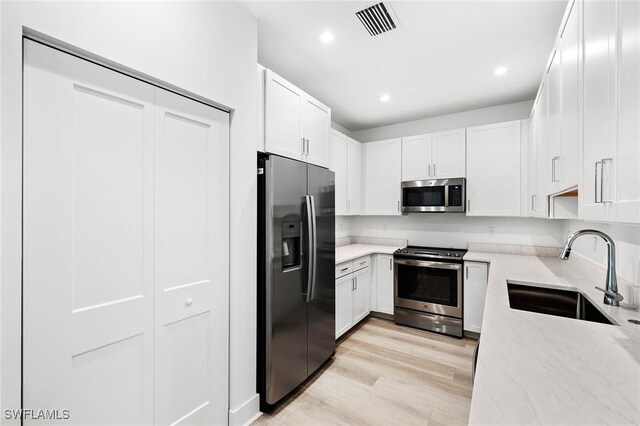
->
[595, 286, 624, 302]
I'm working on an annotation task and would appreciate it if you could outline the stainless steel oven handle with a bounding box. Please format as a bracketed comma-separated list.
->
[394, 258, 462, 270]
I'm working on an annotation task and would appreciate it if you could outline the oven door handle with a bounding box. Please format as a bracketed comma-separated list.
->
[394, 258, 462, 270]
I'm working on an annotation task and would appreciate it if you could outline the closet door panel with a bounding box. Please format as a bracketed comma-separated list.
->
[23, 39, 155, 425]
[154, 89, 230, 426]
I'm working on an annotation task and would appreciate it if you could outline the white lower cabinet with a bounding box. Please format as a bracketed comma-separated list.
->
[374, 254, 394, 315]
[463, 261, 489, 334]
[352, 267, 371, 323]
[335, 256, 371, 339]
[335, 274, 354, 338]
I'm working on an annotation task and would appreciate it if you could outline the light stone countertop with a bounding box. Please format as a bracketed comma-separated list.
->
[335, 244, 402, 264]
[465, 251, 640, 425]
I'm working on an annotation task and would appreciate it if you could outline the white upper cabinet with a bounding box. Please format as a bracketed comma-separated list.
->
[547, 48, 562, 194]
[330, 130, 348, 216]
[263, 68, 330, 167]
[580, 0, 639, 224]
[559, 2, 579, 191]
[303, 97, 330, 168]
[535, 80, 550, 216]
[264, 69, 304, 161]
[346, 137, 363, 215]
[365, 138, 402, 215]
[401, 134, 432, 181]
[527, 106, 539, 217]
[466, 121, 522, 217]
[612, 0, 640, 223]
[432, 129, 466, 178]
[330, 130, 363, 216]
[401, 129, 466, 181]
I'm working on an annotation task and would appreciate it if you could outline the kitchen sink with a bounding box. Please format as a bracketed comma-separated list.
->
[507, 281, 616, 325]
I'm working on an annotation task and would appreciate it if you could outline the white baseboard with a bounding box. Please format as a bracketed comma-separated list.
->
[229, 393, 261, 426]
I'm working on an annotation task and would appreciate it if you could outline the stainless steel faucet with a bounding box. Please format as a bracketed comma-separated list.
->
[559, 229, 623, 306]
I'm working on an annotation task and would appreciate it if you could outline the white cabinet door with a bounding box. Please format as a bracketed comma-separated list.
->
[303, 96, 330, 168]
[432, 128, 466, 178]
[612, 0, 640, 224]
[559, 2, 579, 191]
[347, 137, 363, 215]
[536, 80, 550, 215]
[352, 267, 370, 324]
[527, 107, 538, 217]
[547, 49, 562, 195]
[580, 0, 615, 222]
[154, 89, 230, 426]
[335, 275, 354, 338]
[23, 41, 156, 425]
[365, 138, 402, 215]
[265, 69, 304, 161]
[375, 255, 394, 315]
[466, 121, 522, 217]
[463, 262, 489, 333]
[402, 134, 432, 181]
[331, 130, 348, 216]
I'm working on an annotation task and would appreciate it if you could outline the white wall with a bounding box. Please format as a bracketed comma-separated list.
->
[561, 220, 640, 286]
[0, 2, 259, 424]
[351, 100, 534, 142]
[344, 215, 564, 249]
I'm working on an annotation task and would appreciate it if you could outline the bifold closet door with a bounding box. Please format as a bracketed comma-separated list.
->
[153, 89, 229, 425]
[23, 40, 156, 424]
[23, 39, 230, 425]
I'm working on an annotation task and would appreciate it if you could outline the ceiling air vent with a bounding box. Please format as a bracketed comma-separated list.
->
[356, 2, 398, 36]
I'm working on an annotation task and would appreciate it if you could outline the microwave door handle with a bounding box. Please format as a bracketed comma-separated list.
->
[304, 195, 313, 302]
[444, 185, 449, 207]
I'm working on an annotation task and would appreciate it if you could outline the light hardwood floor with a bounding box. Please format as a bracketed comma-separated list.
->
[254, 317, 476, 426]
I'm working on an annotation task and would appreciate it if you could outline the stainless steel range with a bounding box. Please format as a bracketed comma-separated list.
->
[394, 246, 467, 338]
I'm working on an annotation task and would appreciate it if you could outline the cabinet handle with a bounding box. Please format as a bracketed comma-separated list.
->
[433, 163, 437, 177]
[397, 200, 401, 211]
[389, 258, 392, 270]
[340, 267, 349, 272]
[466, 266, 469, 280]
[355, 277, 358, 290]
[531, 194, 535, 211]
[595, 161, 602, 203]
[467, 199, 471, 212]
[347, 199, 350, 212]
[428, 164, 431, 176]
[551, 156, 559, 182]
[302, 137, 306, 156]
[352, 278, 355, 291]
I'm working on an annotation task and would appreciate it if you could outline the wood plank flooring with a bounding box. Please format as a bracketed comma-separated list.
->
[254, 317, 476, 426]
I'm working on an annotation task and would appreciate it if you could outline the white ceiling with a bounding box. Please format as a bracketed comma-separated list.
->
[242, 0, 568, 131]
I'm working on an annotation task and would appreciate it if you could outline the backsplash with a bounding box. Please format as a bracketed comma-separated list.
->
[337, 214, 564, 249]
[561, 220, 640, 286]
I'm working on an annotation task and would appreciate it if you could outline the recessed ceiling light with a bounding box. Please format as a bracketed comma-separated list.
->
[493, 66, 508, 76]
[318, 31, 334, 44]
[379, 94, 390, 102]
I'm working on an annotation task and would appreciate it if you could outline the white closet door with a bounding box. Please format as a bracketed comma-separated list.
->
[154, 89, 229, 425]
[23, 40, 155, 424]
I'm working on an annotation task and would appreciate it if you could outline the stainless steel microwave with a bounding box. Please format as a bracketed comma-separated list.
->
[401, 178, 466, 213]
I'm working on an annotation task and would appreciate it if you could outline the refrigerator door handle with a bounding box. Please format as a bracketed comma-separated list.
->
[304, 195, 314, 302]
[309, 194, 318, 301]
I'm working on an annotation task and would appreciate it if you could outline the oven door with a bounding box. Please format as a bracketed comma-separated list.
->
[394, 258, 463, 318]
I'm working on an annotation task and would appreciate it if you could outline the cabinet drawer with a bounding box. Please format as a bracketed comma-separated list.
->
[353, 256, 371, 272]
[335, 262, 353, 279]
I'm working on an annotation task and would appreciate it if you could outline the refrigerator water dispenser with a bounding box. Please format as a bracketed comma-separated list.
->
[281, 221, 301, 270]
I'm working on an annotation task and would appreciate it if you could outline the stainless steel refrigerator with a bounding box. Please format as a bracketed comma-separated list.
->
[257, 153, 335, 411]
